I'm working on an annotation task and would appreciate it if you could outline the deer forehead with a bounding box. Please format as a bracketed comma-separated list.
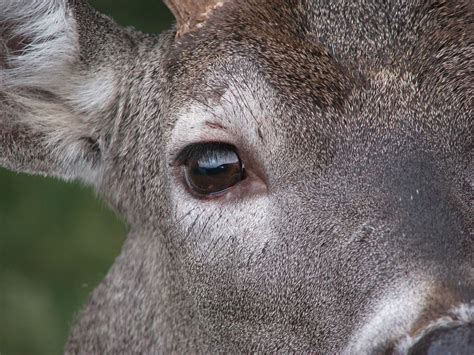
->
[155, 0, 468, 144]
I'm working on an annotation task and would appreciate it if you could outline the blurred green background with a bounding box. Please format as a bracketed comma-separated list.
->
[0, 2, 173, 354]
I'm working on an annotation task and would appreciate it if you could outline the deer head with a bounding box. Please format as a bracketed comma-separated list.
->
[1, 0, 472, 353]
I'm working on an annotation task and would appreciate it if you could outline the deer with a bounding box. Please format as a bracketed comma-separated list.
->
[1, 0, 472, 353]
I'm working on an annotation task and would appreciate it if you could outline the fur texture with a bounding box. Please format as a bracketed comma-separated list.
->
[0, 0, 119, 183]
[1, 0, 472, 353]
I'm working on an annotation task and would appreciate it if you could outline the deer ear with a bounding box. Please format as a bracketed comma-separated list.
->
[0, 0, 123, 185]
[163, 0, 228, 37]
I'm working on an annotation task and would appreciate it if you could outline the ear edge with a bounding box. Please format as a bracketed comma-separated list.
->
[0, 0, 119, 185]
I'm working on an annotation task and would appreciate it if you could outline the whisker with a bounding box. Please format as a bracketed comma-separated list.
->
[177, 210, 204, 249]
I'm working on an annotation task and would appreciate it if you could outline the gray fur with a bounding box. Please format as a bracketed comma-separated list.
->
[1, 0, 472, 353]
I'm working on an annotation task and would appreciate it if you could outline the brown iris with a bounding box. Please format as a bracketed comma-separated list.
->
[181, 143, 245, 196]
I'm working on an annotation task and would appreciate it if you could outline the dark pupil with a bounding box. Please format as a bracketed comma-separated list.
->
[185, 149, 243, 195]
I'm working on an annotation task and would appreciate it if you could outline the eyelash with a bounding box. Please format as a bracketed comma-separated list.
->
[174, 142, 238, 165]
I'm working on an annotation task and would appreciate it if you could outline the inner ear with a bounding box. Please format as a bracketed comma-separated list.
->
[0, 23, 27, 68]
[83, 136, 101, 155]
[2, 23, 33, 54]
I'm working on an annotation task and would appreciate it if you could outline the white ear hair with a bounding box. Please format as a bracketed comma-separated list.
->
[1, 0, 117, 184]
[1, 0, 77, 90]
[1, 0, 117, 112]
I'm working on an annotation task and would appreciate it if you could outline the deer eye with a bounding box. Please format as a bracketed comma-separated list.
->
[179, 143, 245, 196]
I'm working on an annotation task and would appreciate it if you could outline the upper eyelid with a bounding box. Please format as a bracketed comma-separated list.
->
[174, 145, 206, 164]
[174, 142, 238, 165]
[167, 99, 264, 170]
[167, 95, 255, 161]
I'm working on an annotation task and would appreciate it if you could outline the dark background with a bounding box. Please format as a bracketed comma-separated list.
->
[0, 1, 173, 354]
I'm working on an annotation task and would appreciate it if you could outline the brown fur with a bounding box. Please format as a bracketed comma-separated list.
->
[1, 0, 472, 352]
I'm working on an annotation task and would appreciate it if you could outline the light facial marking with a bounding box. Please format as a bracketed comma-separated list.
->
[344, 278, 432, 354]
[168, 81, 272, 159]
[396, 302, 474, 354]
